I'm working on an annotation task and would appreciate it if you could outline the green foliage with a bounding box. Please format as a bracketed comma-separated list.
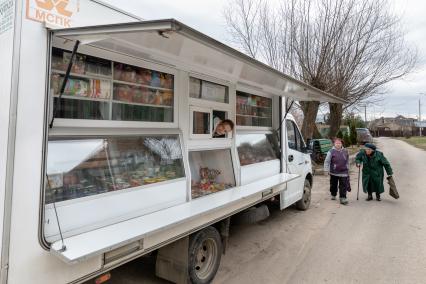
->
[336, 130, 344, 139]
[343, 114, 366, 128]
[343, 132, 351, 147]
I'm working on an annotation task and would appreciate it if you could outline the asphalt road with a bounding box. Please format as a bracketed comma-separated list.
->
[109, 137, 426, 284]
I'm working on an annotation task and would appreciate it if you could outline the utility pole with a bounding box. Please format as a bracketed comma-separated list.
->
[420, 99, 422, 137]
[419, 93, 426, 137]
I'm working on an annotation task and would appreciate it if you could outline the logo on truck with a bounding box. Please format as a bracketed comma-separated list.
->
[26, 0, 79, 28]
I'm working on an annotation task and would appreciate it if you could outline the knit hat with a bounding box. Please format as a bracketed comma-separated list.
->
[364, 143, 376, 151]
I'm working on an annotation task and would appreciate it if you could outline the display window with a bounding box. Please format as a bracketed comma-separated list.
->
[236, 91, 272, 127]
[45, 135, 185, 204]
[236, 133, 279, 166]
[189, 149, 235, 199]
[50, 48, 175, 123]
[189, 77, 229, 104]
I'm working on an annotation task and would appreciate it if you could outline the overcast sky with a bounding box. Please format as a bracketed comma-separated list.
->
[103, 0, 426, 120]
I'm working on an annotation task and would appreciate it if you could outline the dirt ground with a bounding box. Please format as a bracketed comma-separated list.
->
[108, 137, 426, 284]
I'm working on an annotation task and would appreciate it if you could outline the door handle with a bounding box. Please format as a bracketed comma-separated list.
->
[288, 155, 294, 162]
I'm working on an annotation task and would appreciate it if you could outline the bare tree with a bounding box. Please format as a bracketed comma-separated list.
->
[223, 0, 416, 138]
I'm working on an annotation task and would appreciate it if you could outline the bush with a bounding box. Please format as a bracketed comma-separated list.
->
[343, 114, 366, 128]
[336, 130, 344, 139]
[343, 132, 351, 147]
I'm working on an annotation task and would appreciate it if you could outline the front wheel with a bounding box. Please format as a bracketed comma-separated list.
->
[188, 226, 222, 284]
[296, 179, 311, 210]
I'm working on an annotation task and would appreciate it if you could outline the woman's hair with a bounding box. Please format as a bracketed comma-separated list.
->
[221, 119, 235, 130]
[333, 137, 343, 143]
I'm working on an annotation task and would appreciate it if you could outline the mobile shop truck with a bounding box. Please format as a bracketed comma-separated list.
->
[0, 1, 345, 283]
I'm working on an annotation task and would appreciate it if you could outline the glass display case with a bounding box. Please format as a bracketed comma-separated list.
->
[236, 91, 272, 127]
[50, 48, 175, 123]
[236, 133, 279, 166]
[189, 77, 229, 104]
[45, 135, 185, 204]
[189, 149, 235, 199]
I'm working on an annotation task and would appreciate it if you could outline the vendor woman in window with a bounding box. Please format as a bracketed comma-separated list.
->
[213, 118, 234, 138]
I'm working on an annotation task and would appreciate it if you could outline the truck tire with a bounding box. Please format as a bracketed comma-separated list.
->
[296, 179, 311, 211]
[188, 226, 222, 284]
[231, 204, 270, 225]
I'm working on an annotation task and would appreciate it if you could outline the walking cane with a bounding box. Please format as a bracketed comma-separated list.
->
[357, 166, 361, 200]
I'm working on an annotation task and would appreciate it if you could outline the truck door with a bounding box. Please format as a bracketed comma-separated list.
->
[281, 119, 307, 208]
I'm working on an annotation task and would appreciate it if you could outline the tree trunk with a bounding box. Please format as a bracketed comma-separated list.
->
[300, 101, 320, 140]
[328, 103, 343, 138]
[312, 124, 322, 139]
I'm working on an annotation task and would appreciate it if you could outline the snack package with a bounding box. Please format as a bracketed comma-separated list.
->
[139, 69, 152, 85]
[151, 71, 161, 87]
[91, 79, 111, 99]
[64, 78, 90, 97]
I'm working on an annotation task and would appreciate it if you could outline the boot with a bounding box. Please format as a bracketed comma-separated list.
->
[331, 195, 336, 200]
[366, 194, 373, 201]
[340, 197, 348, 205]
[376, 194, 381, 201]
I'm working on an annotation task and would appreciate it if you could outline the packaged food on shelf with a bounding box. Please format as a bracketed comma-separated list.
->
[90, 79, 111, 99]
[161, 91, 173, 106]
[236, 91, 272, 127]
[153, 90, 163, 105]
[138, 69, 152, 85]
[114, 84, 132, 102]
[85, 56, 112, 77]
[151, 71, 161, 87]
[191, 166, 233, 199]
[160, 73, 173, 89]
[64, 78, 91, 97]
[122, 65, 137, 82]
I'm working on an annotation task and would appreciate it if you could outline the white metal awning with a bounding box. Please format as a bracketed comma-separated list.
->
[50, 173, 298, 263]
[51, 19, 346, 104]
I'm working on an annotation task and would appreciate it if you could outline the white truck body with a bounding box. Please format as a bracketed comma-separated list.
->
[0, 1, 344, 283]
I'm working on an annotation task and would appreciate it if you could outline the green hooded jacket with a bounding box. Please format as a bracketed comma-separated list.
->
[355, 149, 393, 194]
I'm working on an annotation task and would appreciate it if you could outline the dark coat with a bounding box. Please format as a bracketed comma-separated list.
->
[355, 150, 393, 194]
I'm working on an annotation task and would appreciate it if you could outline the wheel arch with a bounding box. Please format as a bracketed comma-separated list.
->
[305, 173, 313, 187]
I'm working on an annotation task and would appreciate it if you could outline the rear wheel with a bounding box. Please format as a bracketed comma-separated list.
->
[188, 226, 222, 284]
[296, 179, 311, 210]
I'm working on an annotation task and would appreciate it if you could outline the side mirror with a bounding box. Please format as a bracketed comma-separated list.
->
[302, 146, 313, 154]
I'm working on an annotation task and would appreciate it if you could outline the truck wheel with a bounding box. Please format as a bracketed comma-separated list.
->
[296, 180, 311, 211]
[188, 226, 222, 284]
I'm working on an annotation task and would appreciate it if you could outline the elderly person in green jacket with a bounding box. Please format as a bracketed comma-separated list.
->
[355, 143, 393, 201]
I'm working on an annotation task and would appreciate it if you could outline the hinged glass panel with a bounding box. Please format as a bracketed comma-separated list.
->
[189, 77, 228, 104]
[236, 91, 272, 127]
[45, 135, 185, 204]
[236, 133, 279, 166]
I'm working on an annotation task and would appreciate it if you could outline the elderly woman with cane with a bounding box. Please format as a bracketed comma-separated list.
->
[355, 143, 393, 201]
[324, 138, 350, 205]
